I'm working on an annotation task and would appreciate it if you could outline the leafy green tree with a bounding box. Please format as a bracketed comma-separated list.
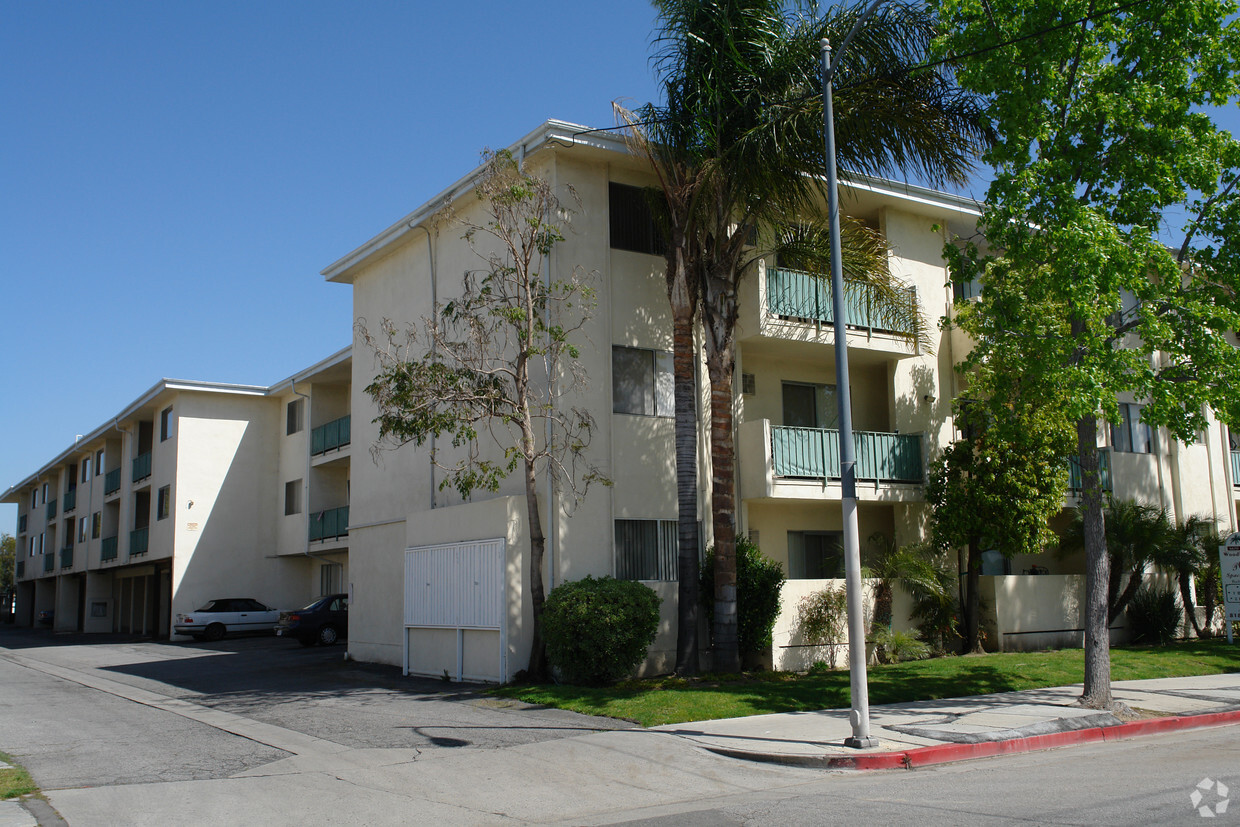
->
[939, 0, 1240, 708]
[637, 0, 987, 672]
[0, 533, 14, 592]
[362, 150, 607, 680]
[926, 399, 1072, 652]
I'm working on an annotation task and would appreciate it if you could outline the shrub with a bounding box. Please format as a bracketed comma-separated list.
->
[797, 585, 848, 668]
[701, 536, 786, 659]
[1127, 583, 1182, 645]
[870, 627, 931, 664]
[541, 575, 661, 685]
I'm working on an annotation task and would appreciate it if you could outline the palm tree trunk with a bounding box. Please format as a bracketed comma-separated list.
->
[1078, 414, 1112, 709]
[1108, 569, 1144, 626]
[1179, 572, 1202, 638]
[706, 351, 740, 673]
[671, 272, 701, 675]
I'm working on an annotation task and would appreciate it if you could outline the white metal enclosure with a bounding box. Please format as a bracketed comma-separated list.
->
[403, 538, 506, 682]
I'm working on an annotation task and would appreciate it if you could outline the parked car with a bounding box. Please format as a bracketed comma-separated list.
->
[275, 593, 348, 646]
[174, 598, 281, 641]
[36, 609, 54, 626]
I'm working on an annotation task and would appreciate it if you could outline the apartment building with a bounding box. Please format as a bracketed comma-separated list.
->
[4, 348, 352, 636]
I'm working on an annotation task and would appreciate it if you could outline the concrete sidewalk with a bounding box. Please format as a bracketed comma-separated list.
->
[654, 672, 1240, 770]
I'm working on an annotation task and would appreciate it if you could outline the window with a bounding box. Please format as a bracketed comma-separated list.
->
[953, 275, 982, 301]
[608, 182, 665, 255]
[320, 563, 344, 595]
[741, 373, 756, 395]
[612, 346, 674, 416]
[31, 489, 37, 509]
[41, 483, 48, 503]
[95, 449, 104, 475]
[287, 399, 304, 435]
[782, 382, 839, 429]
[81, 457, 91, 482]
[787, 531, 844, 579]
[78, 516, 88, 544]
[37, 534, 44, 555]
[285, 480, 302, 516]
[157, 486, 171, 520]
[615, 519, 679, 581]
[1111, 402, 1154, 454]
[160, 406, 173, 441]
[92, 512, 102, 540]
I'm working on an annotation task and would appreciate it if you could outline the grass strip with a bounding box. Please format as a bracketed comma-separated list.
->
[0, 751, 36, 800]
[491, 639, 1240, 727]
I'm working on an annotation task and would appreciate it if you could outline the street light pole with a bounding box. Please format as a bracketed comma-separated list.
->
[822, 30, 877, 750]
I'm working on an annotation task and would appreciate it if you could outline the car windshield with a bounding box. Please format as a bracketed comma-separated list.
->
[297, 598, 328, 612]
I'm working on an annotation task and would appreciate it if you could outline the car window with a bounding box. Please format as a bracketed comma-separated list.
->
[198, 600, 225, 612]
[239, 599, 268, 612]
[330, 598, 347, 611]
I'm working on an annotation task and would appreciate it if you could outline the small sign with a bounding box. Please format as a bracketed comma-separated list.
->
[1220, 534, 1240, 639]
[186, 522, 199, 532]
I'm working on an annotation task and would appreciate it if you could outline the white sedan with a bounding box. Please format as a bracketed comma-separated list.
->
[174, 598, 281, 641]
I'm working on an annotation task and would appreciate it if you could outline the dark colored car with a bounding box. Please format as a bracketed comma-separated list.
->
[275, 593, 348, 646]
[36, 609, 54, 626]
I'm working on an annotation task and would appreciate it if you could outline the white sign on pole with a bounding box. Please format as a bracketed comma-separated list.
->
[1220, 533, 1240, 645]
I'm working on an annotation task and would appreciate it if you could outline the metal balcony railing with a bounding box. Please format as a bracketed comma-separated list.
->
[64, 489, 76, 512]
[60, 547, 73, 569]
[771, 426, 924, 483]
[130, 526, 149, 556]
[767, 268, 917, 336]
[311, 416, 351, 456]
[104, 468, 121, 495]
[17, 514, 26, 534]
[1068, 451, 1114, 494]
[46, 500, 57, 520]
[101, 536, 119, 562]
[16, 561, 24, 579]
[132, 452, 152, 483]
[43, 554, 54, 573]
[309, 505, 349, 542]
[1232, 451, 1240, 488]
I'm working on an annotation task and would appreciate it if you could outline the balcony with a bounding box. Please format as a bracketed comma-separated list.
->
[17, 514, 26, 534]
[1068, 451, 1114, 494]
[16, 561, 24, 579]
[309, 505, 349, 542]
[60, 547, 73, 569]
[101, 536, 119, 562]
[132, 452, 152, 483]
[767, 268, 918, 336]
[43, 554, 54, 574]
[311, 416, 351, 456]
[738, 420, 925, 503]
[1233, 451, 1240, 488]
[130, 526, 149, 556]
[104, 468, 121, 495]
[46, 499, 57, 520]
[64, 489, 77, 513]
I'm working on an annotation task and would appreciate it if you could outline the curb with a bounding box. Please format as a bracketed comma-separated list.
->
[704, 708, 1240, 771]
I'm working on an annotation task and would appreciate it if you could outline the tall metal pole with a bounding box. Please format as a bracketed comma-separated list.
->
[822, 36, 876, 749]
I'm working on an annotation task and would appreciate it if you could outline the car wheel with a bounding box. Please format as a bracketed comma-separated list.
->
[298, 635, 316, 647]
[317, 625, 339, 646]
[203, 623, 226, 642]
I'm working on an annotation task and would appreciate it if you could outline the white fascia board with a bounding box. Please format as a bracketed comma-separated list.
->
[841, 171, 984, 221]
[274, 345, 352, 390]
[319, 119, 632, 284]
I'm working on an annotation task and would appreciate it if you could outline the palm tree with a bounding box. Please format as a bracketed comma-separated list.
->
[637, 0, 988, 671]
[1155, 516, 1220, 639]
[1062, 500, 1173, 625]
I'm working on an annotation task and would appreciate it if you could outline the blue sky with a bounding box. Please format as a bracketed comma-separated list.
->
[0, 1, 673, 531]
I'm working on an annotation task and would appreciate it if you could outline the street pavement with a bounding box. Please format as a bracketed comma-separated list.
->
[0, 628, 1237, 825]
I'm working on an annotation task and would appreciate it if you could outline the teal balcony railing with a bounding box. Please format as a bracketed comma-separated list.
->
[60, 547, 73, 569]
[101, 536, 118, 561]
[65, 489, 77, 512]
[767, 268, 917, 336]
[15, 561, 23, 579]
[1232, 451, 1240, 488]
[17, 514, 26, 534]
[132, 452, 152, 483]
[311, 416, 351, 456]
[1068, 451, 1114, 493]
[309, 505, 350, 542]
[771, 426, 924, 483]
[104, 468, 121, 495]
[46, 499, 57, 520]
[130, 526, 149, 556]
[43, 554, 54, 573]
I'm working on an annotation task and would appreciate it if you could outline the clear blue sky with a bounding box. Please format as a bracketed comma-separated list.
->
[0, 1, 670, 531]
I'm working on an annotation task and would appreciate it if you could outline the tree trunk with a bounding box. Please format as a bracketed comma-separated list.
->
[1078, 415, 1112, 709]
[524, 454, 548, 681]
[965, 538, 984, 654]
[1179, 571, 1201, 638]
[707, 355, 740, 673]
[1108, 569, 1144, 626]
[671, 285, 701, 675]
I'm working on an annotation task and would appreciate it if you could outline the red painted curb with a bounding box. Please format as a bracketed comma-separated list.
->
[831, 708, 1240, 771]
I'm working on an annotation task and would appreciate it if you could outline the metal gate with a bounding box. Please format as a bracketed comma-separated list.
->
[403, 538, 506, 681]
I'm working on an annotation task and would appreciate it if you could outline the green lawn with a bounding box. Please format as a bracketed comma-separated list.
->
[491, 640, 1240, 727]
[0, 752, 36, 800]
